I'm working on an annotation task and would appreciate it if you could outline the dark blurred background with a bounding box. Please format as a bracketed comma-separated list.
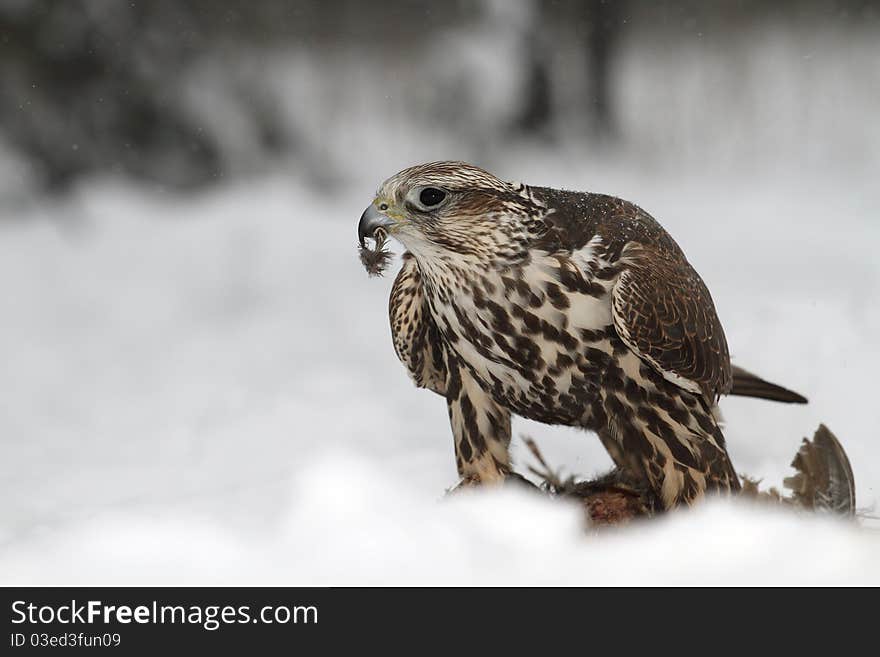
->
[1, 0, 877, 195]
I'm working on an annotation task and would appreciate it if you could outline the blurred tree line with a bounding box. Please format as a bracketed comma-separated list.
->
[0, 0, 875, 192]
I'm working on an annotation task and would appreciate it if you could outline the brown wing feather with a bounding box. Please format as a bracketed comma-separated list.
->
[389, 252, 447, 396]
[612, 244, 731, 402]
[528, 186, 731, 402]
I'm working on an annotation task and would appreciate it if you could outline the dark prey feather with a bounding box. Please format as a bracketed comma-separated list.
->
[359, 228, 392, 277]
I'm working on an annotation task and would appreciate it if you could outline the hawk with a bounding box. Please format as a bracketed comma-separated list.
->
[358, 162, 806, 510]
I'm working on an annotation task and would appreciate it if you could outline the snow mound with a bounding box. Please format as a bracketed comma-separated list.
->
[2, 450, 877, 586]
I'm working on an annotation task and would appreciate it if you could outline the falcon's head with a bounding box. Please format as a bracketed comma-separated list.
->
[358, 161, 544, 264]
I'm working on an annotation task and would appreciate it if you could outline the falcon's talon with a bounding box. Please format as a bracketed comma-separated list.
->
[446, 471, 540, 497]
[360, 161, 809, 511]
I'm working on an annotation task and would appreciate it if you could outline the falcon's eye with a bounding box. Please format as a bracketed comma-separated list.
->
[419, 187, 446, 207]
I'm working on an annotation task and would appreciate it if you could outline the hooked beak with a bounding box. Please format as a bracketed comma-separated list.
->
[358, 204, 395, 246]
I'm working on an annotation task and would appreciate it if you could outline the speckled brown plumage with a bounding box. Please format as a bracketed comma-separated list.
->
[359, 161, 805, 510]
[530, 186, 731, 401]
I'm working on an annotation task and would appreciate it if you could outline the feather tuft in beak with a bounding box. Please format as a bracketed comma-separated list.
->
[358, 204, 395, 276]
[358, 227, 392, 277]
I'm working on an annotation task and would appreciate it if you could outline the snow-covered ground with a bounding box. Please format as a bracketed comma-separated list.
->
[0, 151, 878, 585]
[2, 15, 879, 584]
